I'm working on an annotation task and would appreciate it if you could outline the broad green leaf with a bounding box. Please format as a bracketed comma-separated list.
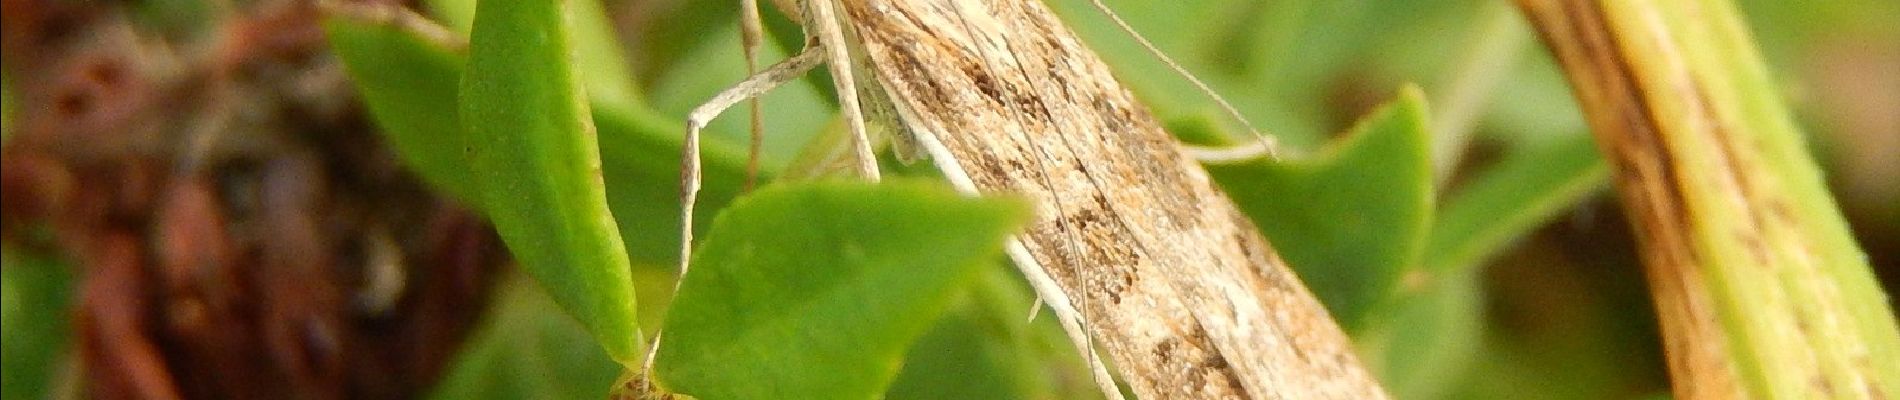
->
[461, 0, 639, 362]
[654, 180, 1030, 400]
[324, 17, 481, 205]
[1201, 87, 1434, 326]
[427, 277, 623, 400]
[1424, 133, 1606, 273]
[1, 248, 75, 400]
[324, 13, 756, 267]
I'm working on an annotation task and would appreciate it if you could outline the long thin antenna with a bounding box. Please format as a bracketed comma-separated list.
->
[1086, 0, 1281, 158]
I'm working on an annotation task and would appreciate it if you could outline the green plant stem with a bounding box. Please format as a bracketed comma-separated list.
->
[1518, 0, 1900, 398]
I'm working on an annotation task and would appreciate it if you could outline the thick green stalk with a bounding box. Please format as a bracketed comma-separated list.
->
[1517, 0, 1900, 398]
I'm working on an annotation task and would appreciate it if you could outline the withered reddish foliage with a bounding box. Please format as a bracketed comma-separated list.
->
[2, 1, 503, 399]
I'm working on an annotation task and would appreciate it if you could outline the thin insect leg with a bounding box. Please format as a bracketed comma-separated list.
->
[740, 0, 766, 190]
[806, 0, 881, 181]
[1182, 140, 1273, 163]
[679, 43, 823, 278]
[643, 42, 826, 378]
[1085, 0, 1281, 159]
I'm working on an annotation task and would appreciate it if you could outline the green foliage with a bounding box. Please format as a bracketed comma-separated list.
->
[423, 0, 639, 110]
[887, 262, 1095, 400]
[326, 9, 755, 269]
[311, 1, 1892, 399]
[1, 248, 75, 400]
[324, 18, 480, 205]
[1354, 270, 1483, 400]
[1202, 87, 1434, 327]
[427, 277, 624, 400]
[654, 181, 1030, 399]
[460, 0, 640, 362]
[1424, 133, 1607, 272]
[1354, 133, 1607, 400]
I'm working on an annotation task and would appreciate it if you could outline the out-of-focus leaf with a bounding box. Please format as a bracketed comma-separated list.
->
[422, 0, 475, 32]
[887, 261, 1088, 400]
[565, 0, 642, 111]
[1351, 132, 1604, 400]
[1201, 87, 1434, 327]
[460, 0, 640, 362]
[634, 0, 742, 87]
[654, 181, 1029, 400]
[1043, 0, 1321, 147]
[1424, 133, 1607, 273]
[1447, 248, 1664, 400]
[594, 106, 757, 267]
[1, 248, 75, 400]
[1354, 270, 1483, 400]
[324, 16, 481, 205]
[646, 15, 833, 169]
[427, 276, 623, 400]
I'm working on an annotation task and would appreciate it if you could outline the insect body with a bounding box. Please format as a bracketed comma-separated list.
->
[675, 1, 1386, 398]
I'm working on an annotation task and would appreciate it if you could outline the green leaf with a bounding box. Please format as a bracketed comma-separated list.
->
[1424, 133, 1607, 273]
[1353, 270, 1483, 400]
[426, 0, 640, 111]
[422, 0, 475, 32]
[427, 277, 624, 400]
[461, 0, 640, 362]
[1, 248, 76, 400]
[326, 11, 758, 268]
[565, 0, 642, 111]
[324, 16, 481, 205]
[1352, 133, 1604, 400]
[1201, 87, 1434, 327]
[655, 180, 1030, 400]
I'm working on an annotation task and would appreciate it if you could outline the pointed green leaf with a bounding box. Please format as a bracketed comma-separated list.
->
[461, 0, 639, 362]
[1201, 87, 1434, 327]
[427, 277, 623, 400]
[655, 180, 1030, 400]
[326, 11, 754, 268]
